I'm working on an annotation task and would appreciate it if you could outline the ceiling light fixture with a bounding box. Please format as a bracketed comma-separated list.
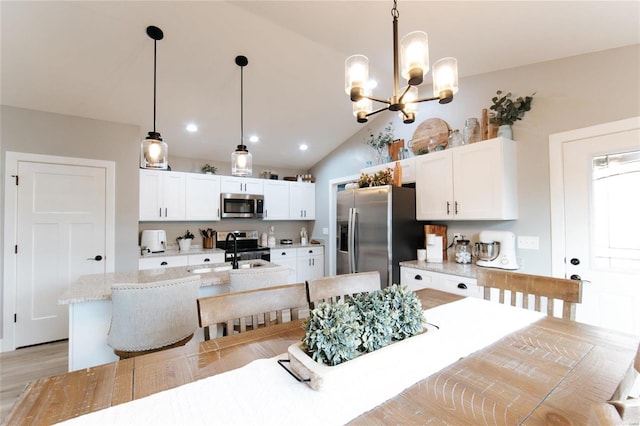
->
[231, 55, 252, 176]
[186, 123, 198, 133]
[345, 0, 459, 124]
[140, 25, 168, 169]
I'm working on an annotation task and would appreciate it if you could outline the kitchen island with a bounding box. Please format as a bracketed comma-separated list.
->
[59, 260, 272, 371]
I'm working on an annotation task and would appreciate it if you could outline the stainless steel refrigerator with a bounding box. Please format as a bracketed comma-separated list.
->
[337, 185, 423, 288]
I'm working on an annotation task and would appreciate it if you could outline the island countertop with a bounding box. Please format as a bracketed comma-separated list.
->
[59, 260, 273, 305]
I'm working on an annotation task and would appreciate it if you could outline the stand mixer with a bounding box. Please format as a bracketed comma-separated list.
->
[474, 230, 519, 270]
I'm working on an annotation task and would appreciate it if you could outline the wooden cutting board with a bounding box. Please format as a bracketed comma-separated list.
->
[410, 118, 450, 155]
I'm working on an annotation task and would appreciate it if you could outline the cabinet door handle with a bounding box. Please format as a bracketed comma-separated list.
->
[457, 283, 467, 289]
[300, 210, 303, 218]
[414, 275, 423, 280]
[204, 258, 210, 262]
[454, 201, 459, 215]
[159, 207, 162, 217]
[160, 261, 168, 266]
[446, 202, 450, 215]
[165, 208, 168, 217]
[281, 252, 287, 256]
[217, 208, 220, 219]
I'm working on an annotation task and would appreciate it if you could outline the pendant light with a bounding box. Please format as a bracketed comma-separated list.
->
[231, 55, 252, 176]
[140, 25, 168, 169]
[345, 0, 459, 124]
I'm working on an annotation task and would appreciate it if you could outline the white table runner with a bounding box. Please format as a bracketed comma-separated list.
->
[58, 298, 545, 425]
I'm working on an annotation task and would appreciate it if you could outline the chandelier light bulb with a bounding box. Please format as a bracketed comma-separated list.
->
[433, 57, 459, 100]
[401, 31, 429, 86]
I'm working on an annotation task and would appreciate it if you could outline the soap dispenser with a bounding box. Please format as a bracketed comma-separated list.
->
[267, 226, 276, 248]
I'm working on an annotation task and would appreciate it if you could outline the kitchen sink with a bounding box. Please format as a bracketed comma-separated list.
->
[188, 261, 265, 274]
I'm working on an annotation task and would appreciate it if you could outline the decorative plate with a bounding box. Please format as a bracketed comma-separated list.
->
[409, 118, 450, 155]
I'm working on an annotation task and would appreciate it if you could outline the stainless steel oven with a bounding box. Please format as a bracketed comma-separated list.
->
[216, 230, 270, 262]
[221, 193, 264, 219]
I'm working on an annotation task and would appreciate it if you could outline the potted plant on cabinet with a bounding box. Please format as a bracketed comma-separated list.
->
[489, 90, 535, 139]
[201, 164, 217, 174]
[365, 122, 394, 164]
[177, 230, 195, 251]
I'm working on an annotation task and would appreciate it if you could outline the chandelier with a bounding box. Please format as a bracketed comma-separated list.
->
[140, 25, 168, 169]
[231, 55, 252, 176]
[345, 0, 459, 124]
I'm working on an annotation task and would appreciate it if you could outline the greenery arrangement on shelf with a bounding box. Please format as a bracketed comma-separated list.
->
[365, 122, 395, 159]
[358, 168, 394, 188]
[176, 230, 195, 241]
[301, 285, 425, 366]
[489, 90, 535, 126]
[201, 164, 217, 174]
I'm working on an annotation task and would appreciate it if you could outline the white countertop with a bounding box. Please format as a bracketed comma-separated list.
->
[59, 259, 274, 305]
[399, 260, 478, 279]
[140, 247, 225, 258]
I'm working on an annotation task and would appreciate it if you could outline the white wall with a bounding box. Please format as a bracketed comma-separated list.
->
[310, 45, 640, 275]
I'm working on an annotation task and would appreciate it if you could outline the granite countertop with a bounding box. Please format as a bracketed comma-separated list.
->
[59, 259, 274, 305]
[269, 242, 324, 249]
[399, 260, 478, 279]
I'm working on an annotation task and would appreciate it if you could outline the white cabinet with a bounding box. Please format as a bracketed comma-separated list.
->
[415, 137, 517, 220]
[138, 252, 224, 270]
[220, 176, 264, 195]
[138, 255, 188, 270]
[270, 248, 298, 283]
[263, 180, 290, 220]
[139, 170, 186, 221]
[187, 252, 225, 265]
[400, 266, 482, 298]
[289, 182, 316, 220]
[361, 157, 416, 184]
[185, 174, 221, 221]
[296, 246, 324, 282]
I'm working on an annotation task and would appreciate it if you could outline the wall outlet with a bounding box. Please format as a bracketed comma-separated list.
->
[322, 227, 329, 235]
[517, 236, 539, 250]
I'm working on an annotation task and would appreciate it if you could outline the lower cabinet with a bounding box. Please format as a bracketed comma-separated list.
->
[400, 266, 482, 298]
[138, 252, 225, 270]
[270, 246, 324, 283]
[296, 246, 324, 283]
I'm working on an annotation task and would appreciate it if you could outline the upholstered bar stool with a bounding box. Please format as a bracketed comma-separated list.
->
[107, 276, 201, 359]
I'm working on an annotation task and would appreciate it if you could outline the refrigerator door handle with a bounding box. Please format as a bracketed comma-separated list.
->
[348, 207, 357, 273]
[352, 207, 359, 273]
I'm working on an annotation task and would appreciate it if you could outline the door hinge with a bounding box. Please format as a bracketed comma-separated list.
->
[11, 175, 18, 185]
[14, 313, 17, 323]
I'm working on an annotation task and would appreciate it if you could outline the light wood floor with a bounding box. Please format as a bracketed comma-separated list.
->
[0, 340, 68, 422]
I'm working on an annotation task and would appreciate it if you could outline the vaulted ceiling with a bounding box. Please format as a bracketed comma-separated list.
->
[2, 1, 638, 169]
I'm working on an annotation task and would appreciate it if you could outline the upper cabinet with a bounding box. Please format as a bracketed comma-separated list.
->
[289, 182, 316, 220]
[263, 179, 290, 220]
[220, 176, 264, 195]
[185, 173, 221, 221]
[140, 171, 316, 221]
[415, 137, 518, 220]
[139, 169, 186, 221]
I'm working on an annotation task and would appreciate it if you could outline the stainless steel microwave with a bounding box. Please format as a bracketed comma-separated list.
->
[221, 193, 264, 219]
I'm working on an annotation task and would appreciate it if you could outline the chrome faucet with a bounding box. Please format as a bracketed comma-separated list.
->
[225, 232, 239, 269]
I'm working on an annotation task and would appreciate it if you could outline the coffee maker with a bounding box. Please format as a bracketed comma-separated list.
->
[474, 230, 519, 270]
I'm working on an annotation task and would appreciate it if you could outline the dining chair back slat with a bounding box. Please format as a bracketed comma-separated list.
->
[477, 268, 582, 321]
[197, 283, 308, 340]
[306, 271, 381, 309]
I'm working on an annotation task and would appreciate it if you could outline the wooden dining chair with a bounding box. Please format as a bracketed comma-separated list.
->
[107, 276, 201, 359]
[228, 265, 291, 292]
[306, 271, 381, 309]
[476, 268, 583, 320]
[197, 283, 308, 340]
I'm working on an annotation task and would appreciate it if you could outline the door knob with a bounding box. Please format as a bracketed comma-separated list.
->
[87, 255, 103, 261]
[570, 258, 580, 265]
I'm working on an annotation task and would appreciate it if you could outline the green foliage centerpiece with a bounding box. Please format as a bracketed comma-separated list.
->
[302, 285, 425, 366]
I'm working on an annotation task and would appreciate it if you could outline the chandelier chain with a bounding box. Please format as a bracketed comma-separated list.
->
[391, 0, 399, 19]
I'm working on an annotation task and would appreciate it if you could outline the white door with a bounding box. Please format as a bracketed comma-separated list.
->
[552, 119, 640, 336]
[16, 161, 107, 347]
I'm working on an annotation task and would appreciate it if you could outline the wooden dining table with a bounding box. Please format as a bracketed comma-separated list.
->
[5, 288, 638, 425]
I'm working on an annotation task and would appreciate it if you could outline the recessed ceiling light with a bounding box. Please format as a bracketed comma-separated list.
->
[186, 123, 198, 133]
[299, 144, 308, 151]
[249, 135, 259, 143]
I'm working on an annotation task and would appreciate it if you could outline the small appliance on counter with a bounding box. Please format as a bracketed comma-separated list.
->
[474, 230, 518, 270]
[141, 230, 167, 253]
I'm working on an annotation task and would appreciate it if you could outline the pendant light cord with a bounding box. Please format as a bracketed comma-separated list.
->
[153, 38, 157, 134]
[240, 63, 244, 147]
